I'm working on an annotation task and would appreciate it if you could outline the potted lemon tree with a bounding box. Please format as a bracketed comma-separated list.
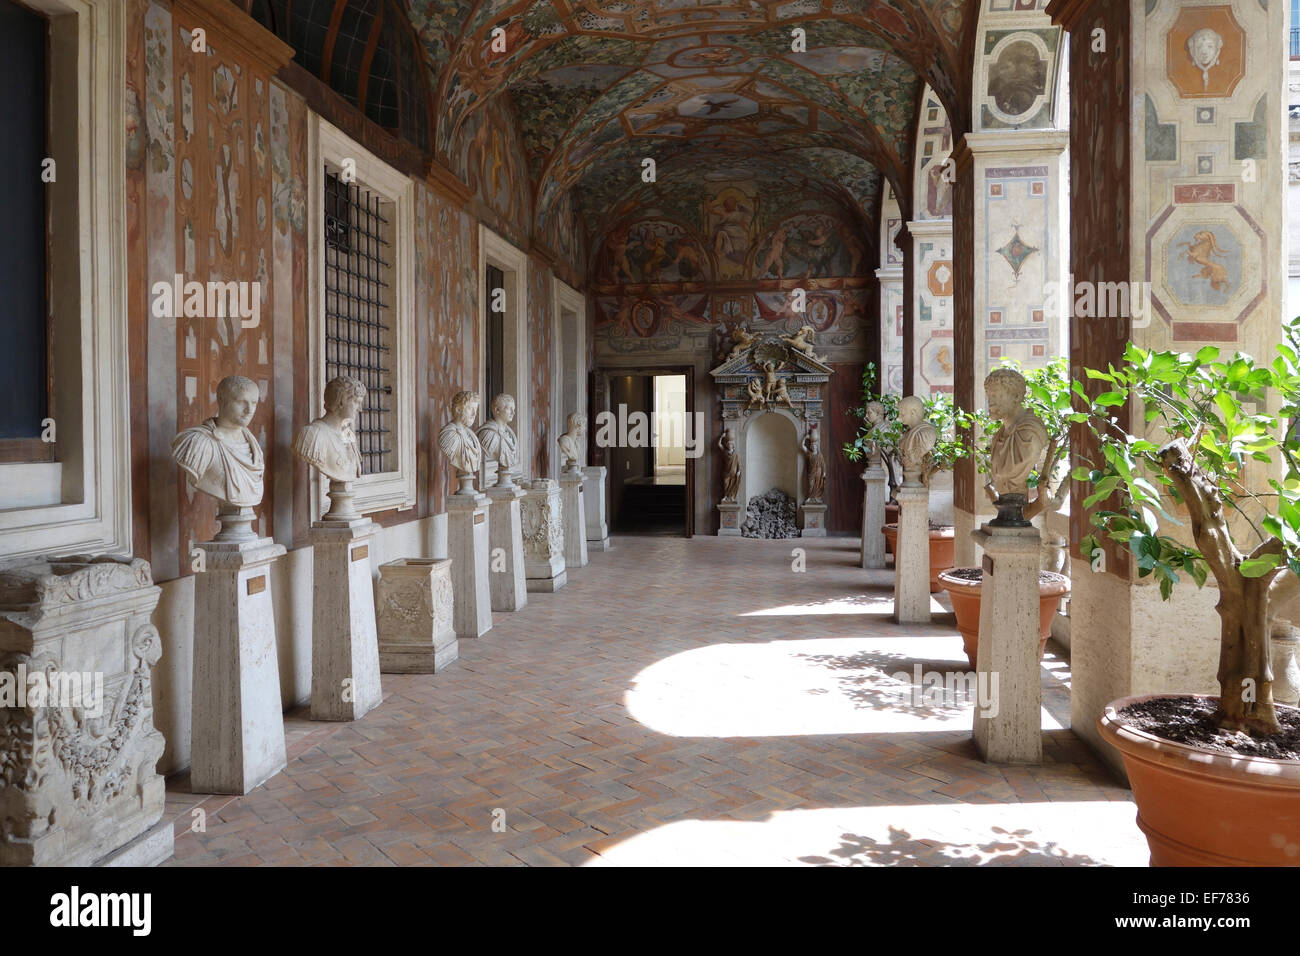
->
[1074, 323, 1300, 866]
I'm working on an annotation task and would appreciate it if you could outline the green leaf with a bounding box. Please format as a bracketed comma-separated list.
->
[1239, 554, 1282, 578]
[1094, 391, 1126, 407]
[1195, 345, 1220, 364]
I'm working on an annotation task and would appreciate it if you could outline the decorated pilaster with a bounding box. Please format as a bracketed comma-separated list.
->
[1046, 0, 1289, 771]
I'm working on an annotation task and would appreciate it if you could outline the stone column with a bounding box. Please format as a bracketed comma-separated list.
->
[446, 492, 493, 639]
[0, 557, 173, 866]
[1047, 0, 1287, 771]
[484, 483, 528, 612]
[893, 482, 931, 624]
[192, 536, 288, 795]
[309, 518, 382, 721]
[860, 462, 888, 569]
[971, 523, 1043, 764]
[559, 471, 590, 569]
[582, 465, 611, 551]
[376, 558, 457, 673]
[521, 479, 567, 592]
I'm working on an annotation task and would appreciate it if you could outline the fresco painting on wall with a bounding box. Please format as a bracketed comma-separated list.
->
[706, 185, 757, 279]
[1164, 6, 1245, 100]
[979, 29, 1060, 129]
[1169, 223, 1241, 305]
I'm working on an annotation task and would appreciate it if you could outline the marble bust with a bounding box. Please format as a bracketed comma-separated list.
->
[897, 395, 937, 485]
[171, 375, 265, 539]
[438, 390, 483, 495]
[863, 401, 886, 464]
[558, 413, 586, 474]
[983, 367, 1048, 526]
[477, 393, 521, 489]
[293, 375, 366, 520]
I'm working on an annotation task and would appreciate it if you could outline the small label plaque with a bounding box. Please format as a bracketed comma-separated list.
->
[982, 554, 994, 576]
[352, 545, 369, 562]
[247, 575, 266, 595]
[474, 512, 486, 525]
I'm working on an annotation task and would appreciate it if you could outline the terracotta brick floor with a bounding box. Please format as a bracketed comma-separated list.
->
[164, 535, 1148, 866]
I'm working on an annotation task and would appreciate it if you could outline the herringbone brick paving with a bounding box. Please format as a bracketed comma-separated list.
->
[165, 535, 1147, 866]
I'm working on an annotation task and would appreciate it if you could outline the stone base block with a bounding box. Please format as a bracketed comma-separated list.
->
[309, 519, 382, 722]
[718, 501, 741, 536]
[485, 484, 528, 612]
[522, 479, 567, 591]
[582, 465, 610, 545]
[861, 466, 887, 569]
[799, 501, 827, 537]
[560, 472, 590, 569]
[96, 819, 174, 867]
[447, 493, 493, 638]
[526, 569, 569, 593]
[192, 537, 288, 795]
[377, 557, 458, 674]
[893, 483, 932, 624]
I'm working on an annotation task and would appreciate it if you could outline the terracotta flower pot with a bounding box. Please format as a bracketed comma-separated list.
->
[884, 503, 900, 554]
[937, 568, 1069, 669]
[1099, 694, 1300, 866]
[882, 523, 955, 593]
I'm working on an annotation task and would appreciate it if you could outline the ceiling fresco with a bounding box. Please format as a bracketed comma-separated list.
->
[404, 0, 979, 254]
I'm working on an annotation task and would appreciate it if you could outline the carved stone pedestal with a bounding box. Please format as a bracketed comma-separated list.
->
[376, 558, 457, 673]
[0, 557, 172, 866]
[971, 523, 1043, 765]
[447, 493, 493, 639]
[893, 482, 931, 624]
[485, 484, 528, 612]
[861, 464, 887, 569]
[521, 479, 567, 592]
[192, 537, 288, 795]
[309, 519, 382, 722]
[718, 501, 742, 536]
[559, 472, 590, 570]
[799, 501, 827, 537]
[582, 465, 611, 551]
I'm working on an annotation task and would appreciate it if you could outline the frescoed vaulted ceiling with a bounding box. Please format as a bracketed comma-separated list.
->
[402, 0, 979, 258]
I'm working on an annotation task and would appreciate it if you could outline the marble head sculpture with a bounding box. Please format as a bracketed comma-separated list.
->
[897, 395, 937, 485]
[558, 412, 587, 473]
[1186, 28, 1222, 90]
[293, 374, 366, 520]
[983, 367, 1048, 526]
[171, 374, 265, 540]
[439, 390, 483, 495]
[477, 393, 521, 488]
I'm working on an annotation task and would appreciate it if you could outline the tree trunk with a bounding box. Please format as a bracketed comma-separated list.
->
[1214, 574, 1279, 734]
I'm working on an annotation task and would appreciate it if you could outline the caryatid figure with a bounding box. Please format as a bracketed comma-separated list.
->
[719, 427, 740, 503]
[171, 374, 266, 540]
[438, 390, 484, 496]
[477, 393, 521, 489]
[983, 367, 1049, 526]
[803, 426, 827, 503]
[897, 395, 937, 485]
[293, 375, 366, 520]
[557, 413, 587, 474]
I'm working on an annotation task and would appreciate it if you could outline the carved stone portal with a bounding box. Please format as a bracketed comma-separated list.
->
[710, 330, 833, 537]
[0, 556, 172, 866]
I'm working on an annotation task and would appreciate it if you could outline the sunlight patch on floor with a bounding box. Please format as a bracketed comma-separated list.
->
[585, 800, 1146, 867]
[625, 636, 1067, 737]
[739, 593, 946, 617]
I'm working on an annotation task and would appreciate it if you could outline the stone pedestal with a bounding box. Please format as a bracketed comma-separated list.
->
[582, 465, 611, 551]
[521, 479, 567, 592]
[309, 519, 382, 721]
[971, 523, 1042, 765]
[192, 536, 288, 795]
[559, 472, 589, 570]
[893, 482, 931, 624]
[718, 501, 742, 536]
[799, 501, 827, 537]
[376, 558, 457, 673]
[0, 557, 173, 866]
[485, 484, 528, 612]
[861, 464, 887, 569]
[446, 493, 493, 639]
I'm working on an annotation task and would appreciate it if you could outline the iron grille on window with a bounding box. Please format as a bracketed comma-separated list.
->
[324, 167, 394, 475]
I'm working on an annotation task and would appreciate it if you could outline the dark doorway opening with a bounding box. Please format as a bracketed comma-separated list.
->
[606, 370, 692, 536]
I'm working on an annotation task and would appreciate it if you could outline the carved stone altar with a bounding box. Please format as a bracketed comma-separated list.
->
[710, 330, 833, 537]
[0, 556, 172, 866]
[521, 479, 567, 592]
[376, 558, 458, 673]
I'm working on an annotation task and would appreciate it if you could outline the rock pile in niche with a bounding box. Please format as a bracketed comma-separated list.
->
[741, 488, 799, 539]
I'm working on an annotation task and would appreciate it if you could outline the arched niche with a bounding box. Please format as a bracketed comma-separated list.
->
[740, 409, 801, 508]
